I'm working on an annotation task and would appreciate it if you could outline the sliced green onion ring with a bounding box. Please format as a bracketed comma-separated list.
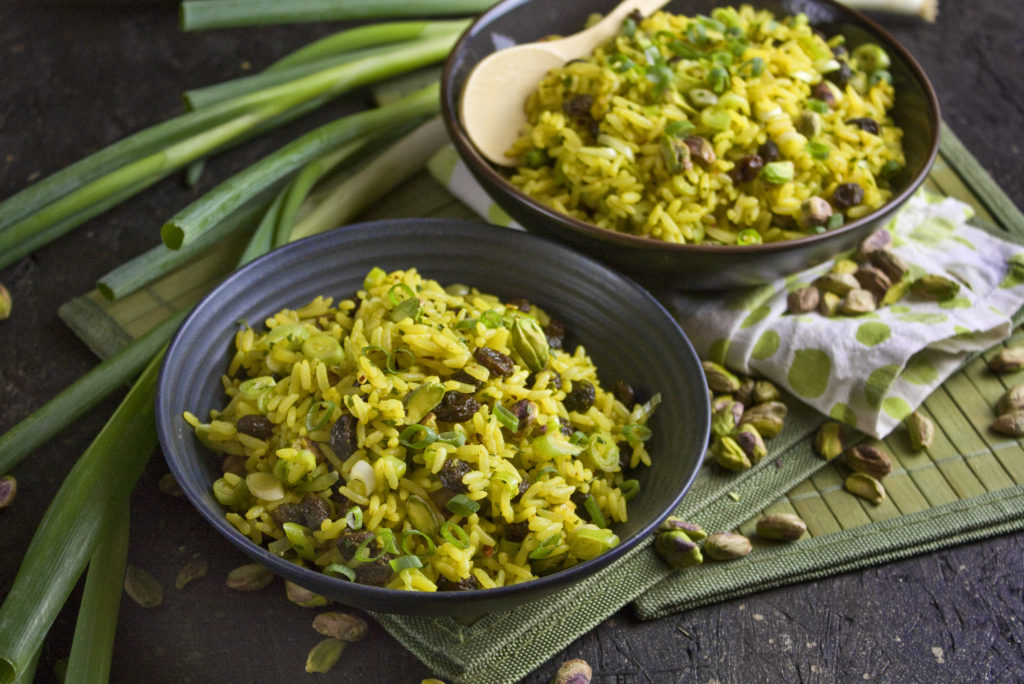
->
[620, 479, 641, 501]
[377, 528, 400, 555]
[324, 563, 356, 581]
[569, 430, 588, 445]
[387, 282, 416, 305]
[439, 520, 471, 550]
[493, 404, 519, 432]
[305, 400, 336, 432]
[583, 494, 607, 529]
[345, 506, 363, 530]
[400, 529, 436, 558]
[528, 534, 561, 560]
[436, 430, 466, 447]
[239, 376, 275, 400]
[454, 318, 478, 330]
[622, 423, 653, 443]
[389, 555, 423, 572]
[398, 424, 437, 449]
[353, 534, 385, 564]
[737, 228, 763, 245]
[536, 466, 559, 480]
[445, 493, 480, 516]
[479, 310, 504, 329]
[386, 347, 415, 374]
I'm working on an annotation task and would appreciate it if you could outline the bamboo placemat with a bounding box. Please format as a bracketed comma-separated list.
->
[55, 124, 1024, 683]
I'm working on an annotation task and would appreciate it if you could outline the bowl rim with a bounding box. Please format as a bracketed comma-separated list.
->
[155, 217, 710, 611]
[441, 0, 941, 256]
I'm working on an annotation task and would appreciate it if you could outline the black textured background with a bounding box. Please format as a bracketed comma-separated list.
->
[1, 1, 1023, 682]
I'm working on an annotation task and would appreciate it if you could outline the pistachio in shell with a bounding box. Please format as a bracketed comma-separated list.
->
[712, 435, 752, 471]
[739, 401, 788, 438]
[655, 530, 704, 568]
[787, 286, 820, 314]
[842, 444, 892, 478]
[989, 347, 1024, 374]
[995, 384, 1024, 415]
[702, 360, 742, 394]
[756, 513, 806, 541]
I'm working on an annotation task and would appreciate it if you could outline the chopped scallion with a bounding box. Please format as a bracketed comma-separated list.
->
[439, 521, 471, 550]
[345, 507, 363, 530]
[398, 424, 437, 449]
[305, 400, 336, 432]
[528, 534, 561, 560]
[389, 555, 423, 572]
[493, 404, 519, 432]
[323, 563, 356, 581]
[445, 493, 480, 516]
[583, 495, 607, 528]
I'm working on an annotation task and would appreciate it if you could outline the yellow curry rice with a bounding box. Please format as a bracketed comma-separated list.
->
[507, 5, 905, 245]
[186, 268, 657, 592]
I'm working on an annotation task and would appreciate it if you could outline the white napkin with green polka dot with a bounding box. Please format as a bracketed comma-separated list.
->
[428, 147, 1024, 438]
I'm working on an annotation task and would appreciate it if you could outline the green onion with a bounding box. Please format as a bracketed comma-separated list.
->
[273, 142, 365, 247]
[759, 160, 795, 184]
[162, 82, 444, 250]
[301, 335, 345, 366]
[493, 404, 519, 432]
[445, 494, 480, 517]
[807, 141, 831, 160]
[738, 57, 765, 78]
[436, 430, 466, 447]
[806, 98, 830, 114]
[528, 534, 561, 560]
[305, 401, 336, 432]
[400, 529, 436, 558]
[608, 53, 635, 73]
[454, 318, 478, 330]
[582, 495, 607, 528]
[389, 297, 422, 323]
[697, 14, 726, 32]
[377, 528, 400, 555]
[620, 479, 641, 501]
[699, 108, 731, 131]
[665, 120, 696, 138]
[363, 267, 387, 291]
[398, 424, 437, 449]
[439, 521, 471, 550]
[567, 526, 619, 560]
[479, 310, 504, 329]
[323, 563, 356, 581]
[345, 507, 364, 530]
[737, 228, 763, 245]
[0, 353, 160, 682]
[569, 430, 588, 445]
[621, 423, 653, 443]
[353, 535, 385, 563]
[536, 466, 560, 480]
[386, 348, 415, 374]
[389, 555, 422, 572]
[388, 283, 416, 305]
[180, 0, 493, 30]
[580, 432, 621, 473]
[64, 500, 129, 683]
[826, 213, 845, 230]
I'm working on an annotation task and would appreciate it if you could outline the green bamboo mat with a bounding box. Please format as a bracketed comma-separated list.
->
[56, 123, 1024, 684]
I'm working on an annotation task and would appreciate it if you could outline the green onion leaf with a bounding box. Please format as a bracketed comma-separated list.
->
[389, 555, 422, 572]
[398, 424, 437, 449]
[528, 534, 561, 560]
[353, 534, 385, 563]
[806, 98, 829, 114]
[454, 318, 478, 330]
[807, 141, 831, 160]
[363, 267, 386, 291]
[583, 494, 607, 528]
[305, 400, 336, 432]
[345, 507, 363, 530]
[445, 493, 480, 516]
[826, 213, 845, 230]
[386, 347, 415, 374]
[440, 521, 471, 550]
[400, 529, 436, 558]
[569, 430, 588, 445]
[736, 228, 763, 245]
[620, 479, 641, 501]
[436, 430, 466, 447]
[609, 53, 636, 73]
[387, 282, 415, 305]
[493, 404, 519, 432]
[324, 563, 356, 581]
[622, 423, 653, 443]
[377, 528, 400, 555]
[707, 65, 730, 93]
[738, 56, 765, 78]
[536, 466, 560, 480]
[479, 310, 504, 329]
[665, 120, 696, 138]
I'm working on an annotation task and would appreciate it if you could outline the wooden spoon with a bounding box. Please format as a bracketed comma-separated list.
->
[460, 0, 669, 167]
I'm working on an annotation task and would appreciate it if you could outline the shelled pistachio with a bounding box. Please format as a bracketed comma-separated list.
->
[995, 384, 1024, 414]
[842, 444, 892, 478]
[905, 411, 934, 450]
[704, 532, 753, 561]
[990, 410, 1024, 437]
[989, 347, 1024, 374]
[845, 472, 886, 504]
[813, 421, 846, 461]
[655, 530, 704, 568]
[756, 513, 806, 541]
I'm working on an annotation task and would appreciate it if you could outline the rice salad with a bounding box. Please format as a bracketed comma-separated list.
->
[185, 268, 657, 592]
[508, 4, 906, 245]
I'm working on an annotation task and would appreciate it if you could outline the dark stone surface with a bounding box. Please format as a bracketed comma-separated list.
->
[1, 1, 1022, 682]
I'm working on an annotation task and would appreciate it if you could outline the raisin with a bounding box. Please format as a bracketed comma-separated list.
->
[509, 399, 537, 433]
[563, 380, 596, 413]
[436, 575, 481, 592]
[329, 414, 358, 460]
[757, 140, 780, 163]
[271, 495, 330, 530]
[832, 182, 865, 209]
[826, 60, 851, 88]
[505, 521, 530, 542]
[730, 154, 763, 182]
[450, 369, 483, 388]
[611, 380, 635, 407]
[846, 117, 879, 134]
[236, 414, 274, 440]
[434, 391, 480, 423]
[439, 459, 473, 495]
[473, 347, 515, 377]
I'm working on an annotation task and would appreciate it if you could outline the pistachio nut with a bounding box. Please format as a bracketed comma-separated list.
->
[658, 516, 708, 541]
[510, 316, 550, 372]
[845, 472, 886, 504]
[0, 283, 10, 320]
[813, 421, 846, 461]
[991, 410, 1024, 437]
[286, 580, 329, 607]
[552, 658, 593, 684]
[712, 400, 743, 438]
[226, 563, 275, 591]
[839, 288, 876, 315]
[879, 276, 911, 306]
[814, 272, 859, 297]
[404, 382, 446, 424]
[752, 380, 781, 405]
[734, 377, 756, 406]
[732, 423, 767, 464]
[989, 347, 1024, 374]
[910, 274, 961, 301]
[685, 135, 717, 165]
[712, 435, 753, 471]
[174, 554, 208, 590]
[830, 258, 860, 276]
[0, 475, 16, 508]
[740, 400, 788, 438]
[868, 248, 908, 282]
[787, 286, 820, 314]
[854, 265, 892, 300]
[995, 384, 1024, 415]
[305, 638, 345, 674]
[756, 513, 806, 541]
[710, 394, 735, 412]
[905, 411, 934, 451]
[655, 530, 704, 568]
[703, 532, 753, 561]
[857, 228, 893, 259]
[799, 196, 832, 229]
[797, 111, 823, 138]
[702, 360, 742, 394]
[818, 290, 841, 317]
[842, 444, 892, 478]
[124, 565, 164, 608]
[313, 612, 369, 642]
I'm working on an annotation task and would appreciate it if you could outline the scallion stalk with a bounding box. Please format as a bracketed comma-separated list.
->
[64, 501, 130, 683]
[0, 353, 161, 684]
[162, 82, 442, 250]
[180, 0, 492, 31]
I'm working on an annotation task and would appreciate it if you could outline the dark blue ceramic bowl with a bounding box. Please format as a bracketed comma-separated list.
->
[156, 219, 710, 616]
[441, 0, 940, 290]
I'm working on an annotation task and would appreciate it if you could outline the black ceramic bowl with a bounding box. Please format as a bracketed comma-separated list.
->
[156, 218, 710, 616]
[441, 0, 940, 290]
